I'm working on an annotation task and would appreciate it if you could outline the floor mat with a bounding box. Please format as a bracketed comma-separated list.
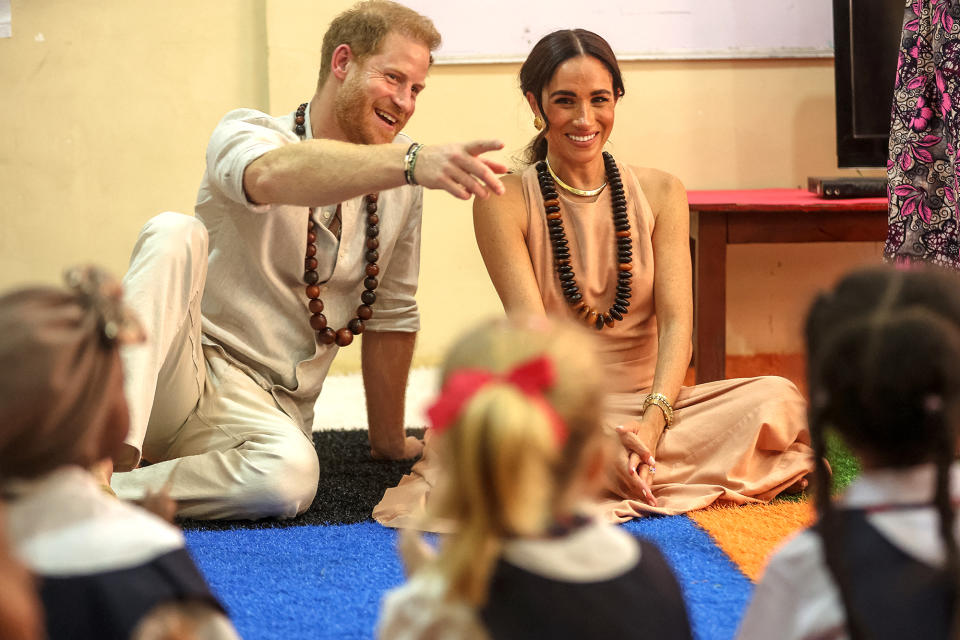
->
[180, 429, 425, 531]
[689, 501, 815, 581]
[187, 516, 751, 640]
[181, 428, 860, 639]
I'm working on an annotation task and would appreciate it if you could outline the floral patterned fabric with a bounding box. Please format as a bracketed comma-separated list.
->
[887, 0, 960, 267]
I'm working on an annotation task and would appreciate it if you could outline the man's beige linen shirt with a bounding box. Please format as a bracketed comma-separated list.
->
[194, 107, 422, 434]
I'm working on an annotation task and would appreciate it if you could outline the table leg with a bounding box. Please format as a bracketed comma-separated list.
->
[693, 211, 727, 383]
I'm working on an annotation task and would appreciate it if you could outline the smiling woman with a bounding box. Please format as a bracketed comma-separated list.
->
[374, 29, 817, 531]
[520, 30, 625, 182]
[528, 55, 618, 193]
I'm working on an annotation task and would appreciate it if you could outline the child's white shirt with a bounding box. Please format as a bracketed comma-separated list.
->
[737, 462, 960, 640]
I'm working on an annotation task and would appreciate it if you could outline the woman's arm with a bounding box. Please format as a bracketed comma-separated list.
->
[646, 167, 693, 408]
[628, 168, 693, 479]
[472, 174, 546, 316]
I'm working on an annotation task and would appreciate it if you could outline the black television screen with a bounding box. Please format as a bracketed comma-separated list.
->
[832, 0, 905, 168]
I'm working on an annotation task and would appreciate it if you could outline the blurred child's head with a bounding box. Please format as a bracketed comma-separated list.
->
[805, 266, 960, 468]
[422, 316, 606, 603]
[0, 266, 144, 480]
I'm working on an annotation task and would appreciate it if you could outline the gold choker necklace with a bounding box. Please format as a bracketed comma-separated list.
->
[545, 158, 608, 197]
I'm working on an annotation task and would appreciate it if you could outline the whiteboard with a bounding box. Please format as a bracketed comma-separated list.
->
[403, 0, 834, 63]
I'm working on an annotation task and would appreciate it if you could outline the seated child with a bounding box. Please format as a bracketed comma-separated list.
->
[0, 266, 239, 640]
[737, 266, 960, 639]
[377, 318, 693, 639]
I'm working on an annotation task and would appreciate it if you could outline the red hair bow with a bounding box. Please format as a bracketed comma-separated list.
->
[426, 355, 568, 444]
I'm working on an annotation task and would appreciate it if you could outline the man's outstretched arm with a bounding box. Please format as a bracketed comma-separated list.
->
[244, 139, 507, 208]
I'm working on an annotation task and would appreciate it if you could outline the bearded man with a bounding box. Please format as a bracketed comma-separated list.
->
[108, 0, 506, 520]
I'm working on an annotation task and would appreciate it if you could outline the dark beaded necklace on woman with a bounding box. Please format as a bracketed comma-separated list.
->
[535, 151, 632, 331]
[295, 102, 380, 347]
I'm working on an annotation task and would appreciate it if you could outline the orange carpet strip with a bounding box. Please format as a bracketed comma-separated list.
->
[689, 500, 815, 582]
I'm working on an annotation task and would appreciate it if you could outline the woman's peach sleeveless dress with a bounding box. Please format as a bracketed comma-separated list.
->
[373, 162, 814, 531]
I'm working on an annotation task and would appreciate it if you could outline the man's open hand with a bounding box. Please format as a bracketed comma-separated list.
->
[413, 140, 508, 200]
[370, 434, 424, 461]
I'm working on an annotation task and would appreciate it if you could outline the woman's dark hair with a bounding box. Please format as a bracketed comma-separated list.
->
[519, 29, 625, 164]
[805, 266, 960, 639]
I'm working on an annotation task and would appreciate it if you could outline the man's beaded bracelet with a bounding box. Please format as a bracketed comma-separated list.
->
[404, 142, 424, 185]
[642, 392, 674, 428]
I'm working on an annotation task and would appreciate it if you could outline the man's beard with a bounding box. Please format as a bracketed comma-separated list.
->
[333, 80, 389, 145]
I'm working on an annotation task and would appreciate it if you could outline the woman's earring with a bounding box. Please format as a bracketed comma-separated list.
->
[533, 115, 544, 130]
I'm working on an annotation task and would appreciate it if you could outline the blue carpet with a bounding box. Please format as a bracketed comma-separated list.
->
[624, 517, 753, 640]
[186, 515, 751, 640]
[186, 523, 403, 639]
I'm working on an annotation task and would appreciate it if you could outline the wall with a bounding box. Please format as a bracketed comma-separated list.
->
[0, 0, 268, 286]
[0, 0, 883, 373]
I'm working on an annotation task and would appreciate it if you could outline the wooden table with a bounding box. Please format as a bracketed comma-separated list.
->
[688, 188, 887, 384]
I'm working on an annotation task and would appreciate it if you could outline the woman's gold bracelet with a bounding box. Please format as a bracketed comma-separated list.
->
[642, 392, 674, 428]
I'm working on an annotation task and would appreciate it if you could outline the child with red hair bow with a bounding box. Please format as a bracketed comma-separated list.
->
[377, 318, 692, 640]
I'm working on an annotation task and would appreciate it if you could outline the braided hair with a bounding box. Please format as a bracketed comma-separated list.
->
[805, 266, 960, 639]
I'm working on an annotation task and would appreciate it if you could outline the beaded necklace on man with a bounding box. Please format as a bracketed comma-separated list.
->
[535, 151, 632, 331]
[295, 102, 380, 347]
